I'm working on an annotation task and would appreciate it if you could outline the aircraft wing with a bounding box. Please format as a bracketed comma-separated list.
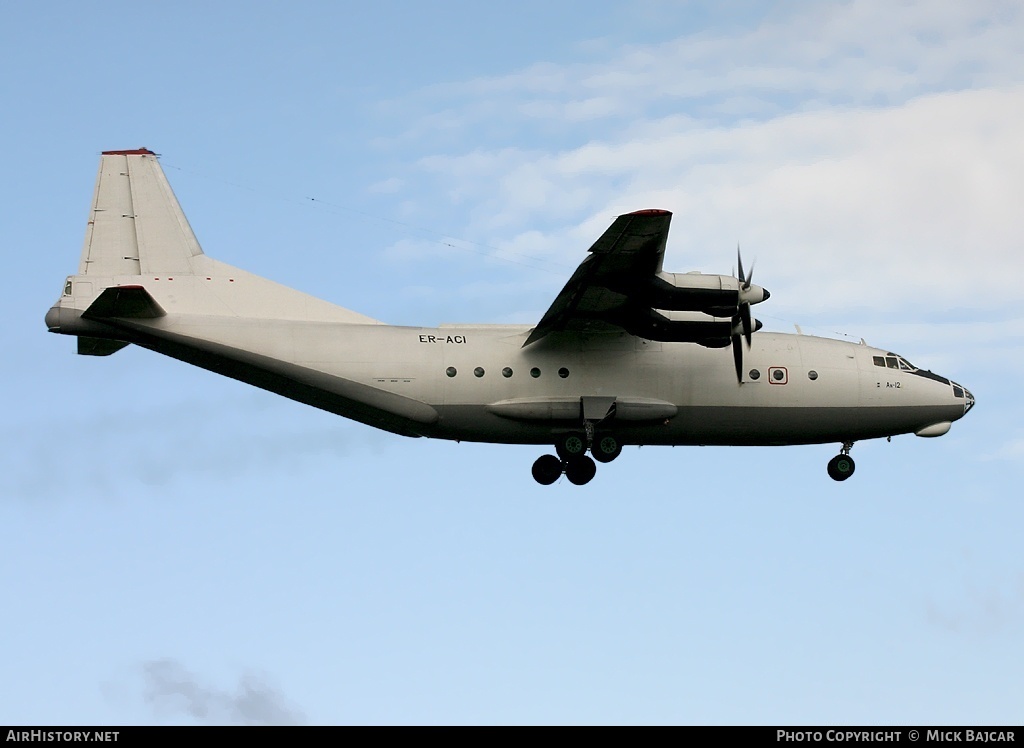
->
[523, 209, 672, 346]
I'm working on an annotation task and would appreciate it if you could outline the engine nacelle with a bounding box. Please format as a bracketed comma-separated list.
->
[627, 272, 770, 314]
[619, 307, 763, 345]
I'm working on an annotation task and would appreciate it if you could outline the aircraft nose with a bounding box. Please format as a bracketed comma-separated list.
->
[951, 380, 975, 415]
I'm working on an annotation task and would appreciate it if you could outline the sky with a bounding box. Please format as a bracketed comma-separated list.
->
[2, 0, 1022, 725]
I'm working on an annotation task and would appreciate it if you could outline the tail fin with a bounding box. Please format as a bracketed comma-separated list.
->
[79, 148, 204, 276]
[49, 148, 381, 341]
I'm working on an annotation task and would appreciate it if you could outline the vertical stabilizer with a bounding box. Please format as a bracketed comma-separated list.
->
[53, 148, 382, 328]
[79, 148, 204, 276]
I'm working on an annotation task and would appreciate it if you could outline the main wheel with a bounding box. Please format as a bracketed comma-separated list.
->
[532, 454, 563, 485]
[564, 455, 597, 486]
[827, 454, 856, 481]
[555, 432, 587, 460]
[592, 434, 622, 463]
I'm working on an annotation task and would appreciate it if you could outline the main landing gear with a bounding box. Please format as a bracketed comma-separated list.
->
[532, 430, 622, 485]
[827, 441, 856, 482]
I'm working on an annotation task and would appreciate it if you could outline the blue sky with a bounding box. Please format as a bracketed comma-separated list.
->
[2, 0, 1022, 725]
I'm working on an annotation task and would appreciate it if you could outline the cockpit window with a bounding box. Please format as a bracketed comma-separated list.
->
[953, 385, 964, 398]
[875, 354, 916, 371]
[63, 280, 73, 296]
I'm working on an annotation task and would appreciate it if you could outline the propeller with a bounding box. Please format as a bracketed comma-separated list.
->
[732, 245, 756, 383]
[732, 333, 744, 384]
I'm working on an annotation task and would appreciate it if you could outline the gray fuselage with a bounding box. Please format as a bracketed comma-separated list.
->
[47, 274, 971, 447]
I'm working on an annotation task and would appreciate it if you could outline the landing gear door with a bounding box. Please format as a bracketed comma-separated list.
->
[581, 396, 616, 422]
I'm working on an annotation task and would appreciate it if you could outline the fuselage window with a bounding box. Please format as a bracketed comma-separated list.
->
[749, 369, 761, 380]
[808, 370, 818, 380]
[502, 367, 513, 378]
[474, 367, 485, 378]
[558, 367, 569, 378]
[530, 367, 541, 378]
[446, 367, 457, 378]
[772, 369, 785, 381]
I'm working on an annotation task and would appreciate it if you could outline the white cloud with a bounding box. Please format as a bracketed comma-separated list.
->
[140, 659, 305, 726]
[367, 176, 404, 194]
[981, 437, 1024, 462]
[926, 570, 1024, 635]
[402, 0, 1024, 131]
[411, 89, 1024, 317]
[372, 1, 1024, 326]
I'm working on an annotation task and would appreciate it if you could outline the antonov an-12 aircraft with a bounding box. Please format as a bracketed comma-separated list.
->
[45, 149, 975, 485]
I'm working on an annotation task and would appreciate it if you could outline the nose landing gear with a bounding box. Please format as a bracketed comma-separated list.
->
[827, 441, 856, 481]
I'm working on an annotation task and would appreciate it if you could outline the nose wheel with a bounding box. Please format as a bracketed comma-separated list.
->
[827, 442, 856, 481]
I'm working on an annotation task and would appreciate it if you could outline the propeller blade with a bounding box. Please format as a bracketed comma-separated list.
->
[740, 302, 752, 347]
[737, 244, 754, 290]
[732, 333, 743, 384]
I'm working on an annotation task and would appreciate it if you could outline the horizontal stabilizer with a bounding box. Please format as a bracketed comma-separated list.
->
[83, 285, 165, 319]
[77, 337, 130, 356]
